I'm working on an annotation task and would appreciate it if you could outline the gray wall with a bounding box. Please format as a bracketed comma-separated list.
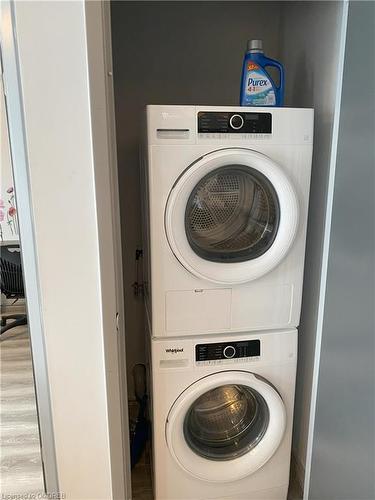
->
[308, 2, 375, 498]
[280, 1, 347, 475]
[110, 1, 283, 397]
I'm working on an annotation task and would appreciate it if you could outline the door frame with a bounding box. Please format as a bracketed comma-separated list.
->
[85, 2, 132, 497]
[0, 1, 58, 491]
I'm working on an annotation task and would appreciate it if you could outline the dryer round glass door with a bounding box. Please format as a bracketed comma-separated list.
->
[185, 166, 279, 263]
[165, 148, 299, 284]
[166, 371, 286, 482]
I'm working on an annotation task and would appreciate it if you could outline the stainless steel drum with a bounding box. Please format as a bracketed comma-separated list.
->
[185, 165, 280, 263]
[183, 383, 270, 460]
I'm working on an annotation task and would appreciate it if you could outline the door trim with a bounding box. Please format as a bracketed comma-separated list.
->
[85, 2, 131, 497]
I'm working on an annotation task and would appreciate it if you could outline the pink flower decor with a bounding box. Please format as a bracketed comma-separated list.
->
[0, 189, 19, 238]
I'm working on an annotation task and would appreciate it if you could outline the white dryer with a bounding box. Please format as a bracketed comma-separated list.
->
[142, 106, 313, 337]
[149, 328, 297, 500]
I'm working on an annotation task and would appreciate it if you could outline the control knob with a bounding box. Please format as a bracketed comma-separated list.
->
[223, 345, 236, 359]
[229, 114, 244, 130]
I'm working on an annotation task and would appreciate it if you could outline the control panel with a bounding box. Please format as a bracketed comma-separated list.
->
[198, 111, 272, 134]
[195, 340, 260, 362]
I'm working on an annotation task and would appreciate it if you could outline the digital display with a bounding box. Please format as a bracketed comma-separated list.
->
[245, 113, 259, 121]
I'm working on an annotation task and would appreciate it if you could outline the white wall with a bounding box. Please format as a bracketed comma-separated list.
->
[307, 4, 374, 497]
[279, 0, 347, 483]
[0, 70, 18, 242]
[10, 2, 126, 498]
[110, 0, 283, 397]
[1, 77, 23, 310]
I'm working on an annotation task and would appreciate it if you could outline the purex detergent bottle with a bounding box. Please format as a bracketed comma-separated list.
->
[240, 39, 284, 107]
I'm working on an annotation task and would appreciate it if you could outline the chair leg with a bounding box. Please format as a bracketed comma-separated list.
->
[0, 315, 28, 335]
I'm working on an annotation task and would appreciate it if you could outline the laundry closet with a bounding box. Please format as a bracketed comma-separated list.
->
[108, 2, 348, 499]
[4, 1, 374, 499]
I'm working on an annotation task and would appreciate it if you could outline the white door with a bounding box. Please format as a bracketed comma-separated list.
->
[1, 1, 131, 497]
[165, 148, 298, 284]
[166, 371, 286, 482]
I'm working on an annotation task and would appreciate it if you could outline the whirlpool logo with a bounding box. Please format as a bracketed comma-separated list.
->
[165, 348, 184, 354]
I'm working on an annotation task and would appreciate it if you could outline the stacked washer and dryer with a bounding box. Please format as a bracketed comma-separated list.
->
[141, 106, 313, 500]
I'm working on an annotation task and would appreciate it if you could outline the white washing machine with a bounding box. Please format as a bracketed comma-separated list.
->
[149, 328, 297, 500]
[142, 105, 314, 337]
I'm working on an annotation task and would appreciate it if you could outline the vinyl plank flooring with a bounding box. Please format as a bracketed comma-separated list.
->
[0, 324, 44, 495]
[132, 463, 153, 500]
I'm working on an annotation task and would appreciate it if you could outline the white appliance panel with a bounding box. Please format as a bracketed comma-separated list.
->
[143, 106, 313, 337]
[149, 328, 297, 499]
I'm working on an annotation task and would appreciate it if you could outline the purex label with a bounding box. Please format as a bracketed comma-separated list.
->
[243, 64, 276, 106]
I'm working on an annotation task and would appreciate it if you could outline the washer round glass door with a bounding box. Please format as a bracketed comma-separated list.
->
[166, 371, 286, 483]
[165, 148, 299, 284]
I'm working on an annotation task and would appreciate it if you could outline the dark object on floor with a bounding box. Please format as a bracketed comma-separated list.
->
[131, 364, 150, 469]
[0, 245, 27, 335]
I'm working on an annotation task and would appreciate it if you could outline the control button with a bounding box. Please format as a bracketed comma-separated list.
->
[223, 345, 236, 359]
[229, 114, 244, 130]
